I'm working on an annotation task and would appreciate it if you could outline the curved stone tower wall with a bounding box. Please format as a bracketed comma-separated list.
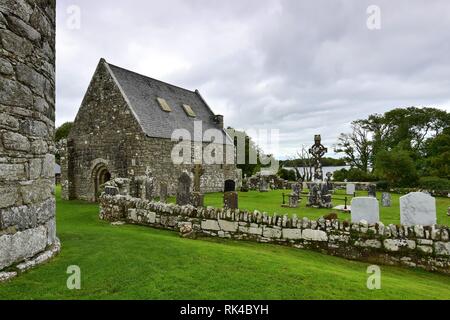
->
[0, 0, 58, 281]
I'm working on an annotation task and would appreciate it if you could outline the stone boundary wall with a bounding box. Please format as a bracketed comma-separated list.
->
[100, 195, 450, 275]
[0, 1, 59, 282]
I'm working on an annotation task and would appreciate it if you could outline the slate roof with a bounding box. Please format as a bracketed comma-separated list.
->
[105, 60, 232, 144]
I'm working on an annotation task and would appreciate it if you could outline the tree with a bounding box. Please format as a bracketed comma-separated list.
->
[55, 122, 73, 142]
[334, 121, 372, 172]
[374, 148, 418, 187]
[422, 127, 450, 178]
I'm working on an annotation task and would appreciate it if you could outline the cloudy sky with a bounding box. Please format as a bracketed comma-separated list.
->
[56, 0, 450, 159]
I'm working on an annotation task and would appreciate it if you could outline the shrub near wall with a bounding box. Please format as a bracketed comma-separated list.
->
[100, 195, 450, 275]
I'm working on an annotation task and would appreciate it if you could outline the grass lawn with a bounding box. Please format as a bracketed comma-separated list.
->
[1, 187, 449, 300]
[196, 189, 450, 226]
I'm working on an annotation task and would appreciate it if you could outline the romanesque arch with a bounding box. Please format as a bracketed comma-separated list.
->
[90, 160, 111, 202]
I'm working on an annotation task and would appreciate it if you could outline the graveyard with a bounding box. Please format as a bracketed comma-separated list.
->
[186, 190, 450, 227]
[1, 186, 450, 300]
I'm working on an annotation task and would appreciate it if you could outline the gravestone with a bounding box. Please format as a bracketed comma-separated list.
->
[447, 206, 450, 217]
[368, 184, 377, 198]
[309, 135, 327, 181]
[289, 195, 299, 208]
[144, 169, 155, 201]
[326, 172, 334, 191]
[351, 197, 380, 224]
[292, 183, 301, 197]
[191, 164, 205, 207]
[176, 172, 192, 206]
[259, 177, 269, 192]
[159, 182, 168, 203]
[381, 192, 391, 207]
[224, 180, 236, 192]
[346, 183, 356, 196]
[224, 180, 238, 209]
[400, 192, 436, 226]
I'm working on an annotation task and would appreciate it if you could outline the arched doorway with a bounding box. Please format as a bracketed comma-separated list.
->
[92, 164, 111, 202]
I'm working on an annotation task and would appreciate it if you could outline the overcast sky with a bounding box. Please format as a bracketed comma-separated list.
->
[56, 0, 450, 159]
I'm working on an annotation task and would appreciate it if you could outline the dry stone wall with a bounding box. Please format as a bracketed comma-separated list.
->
[0, 0, 59, 282]
[100, 194, 450, 275]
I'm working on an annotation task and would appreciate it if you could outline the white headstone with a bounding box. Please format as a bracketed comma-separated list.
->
[400, 192, 436, 226]
[351, 197, 380, 224]
[346, 183, 356, 195]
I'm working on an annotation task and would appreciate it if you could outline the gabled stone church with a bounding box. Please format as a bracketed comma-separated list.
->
[60, 58, 239, 202]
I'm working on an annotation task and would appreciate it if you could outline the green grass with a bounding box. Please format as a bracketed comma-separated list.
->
[196, 189, 450, 226]
[0, 187, 449, 300]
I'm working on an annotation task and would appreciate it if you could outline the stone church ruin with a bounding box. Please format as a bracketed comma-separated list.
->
[59, 58, 239, 202]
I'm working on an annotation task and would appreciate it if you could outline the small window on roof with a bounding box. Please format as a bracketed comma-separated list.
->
[182, 104, 196, 117]
[157, 97, 172, 112]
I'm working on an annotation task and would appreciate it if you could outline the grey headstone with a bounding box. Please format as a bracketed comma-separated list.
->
[368, 184, 377, 198]
[351, 197, 380, 224]
[346, 183, 356, 195]
[381, 192, 391, 207]
[159, 182, 168, 203]
[400, 192, 436, 226]
[176, 172, 192, 206]
[224, 191, 238, 210]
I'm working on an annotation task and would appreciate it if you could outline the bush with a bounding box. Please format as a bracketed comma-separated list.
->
[278, 168, 297, 181]
[376, 181, 390, 191]
[333, 168, 378, 182]
[418, 176, 450, 191]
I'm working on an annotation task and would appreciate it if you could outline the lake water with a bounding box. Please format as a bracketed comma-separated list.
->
[285, 166, 350, 178]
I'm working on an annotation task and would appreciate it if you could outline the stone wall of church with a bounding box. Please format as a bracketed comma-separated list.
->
[0, 0, 59, 282]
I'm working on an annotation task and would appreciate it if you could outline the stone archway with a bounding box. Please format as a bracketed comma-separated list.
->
[92, 163, 111, 202]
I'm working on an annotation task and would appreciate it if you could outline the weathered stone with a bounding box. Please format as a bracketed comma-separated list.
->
[0, 163, 25, 180]
[218, 220, 238, 232]
[201, 220, 220, 231]
[238, 225, 262, 235]
[0, 113, 19, 130]
[400, 192, 436, 227]
[417, 245, 433, 255]
[30, 139, 48, 155]
[0, 186, 17, 209]
[282, 228, 302, 240]
[16, 63, 46, 94]
[2, 131, 30, 152]
[384, 239, 416, 252]
[0, 226, 47, 270]
[0, 77, 33, 107]
[20, 119, 48, 137]
[355, 239, 382, 249]
[351, 197, 379, 224]
[5, 15, 41, 42]
[263, 227, 282, 239]
[0, 57, 13, 75]
[302, 229, 328, 242]
[434, 242, 450, 256]
[28, 158, 42, 179]
[0, 29, 33, 57]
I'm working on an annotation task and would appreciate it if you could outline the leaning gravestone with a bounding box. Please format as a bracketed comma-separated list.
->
[381, 192, 391, 207]
[346, 183, 356, 195]
[176, 173, 192, 206]
[351, 197, 380, 224]
[223, 180, 238, 210]
[400, 192, 436, 226]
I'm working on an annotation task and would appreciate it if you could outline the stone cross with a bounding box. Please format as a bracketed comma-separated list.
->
[191, 164, 204, 193]
[309, 135, 327, 181]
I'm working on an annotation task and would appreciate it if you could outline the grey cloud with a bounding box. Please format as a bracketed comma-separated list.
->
[56, 0, 450, 158]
